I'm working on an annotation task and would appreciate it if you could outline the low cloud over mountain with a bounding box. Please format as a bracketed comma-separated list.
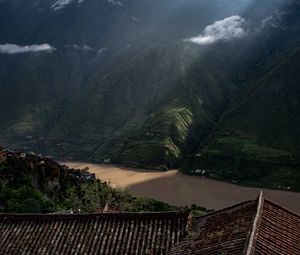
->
[0, 43, 55, 54]
[186, 15, 247, 45]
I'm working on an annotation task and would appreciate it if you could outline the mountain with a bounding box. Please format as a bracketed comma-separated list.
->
[0, 0, 300, 188]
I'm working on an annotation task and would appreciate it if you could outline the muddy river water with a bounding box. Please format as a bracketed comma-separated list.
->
[65, 162, 300, 213]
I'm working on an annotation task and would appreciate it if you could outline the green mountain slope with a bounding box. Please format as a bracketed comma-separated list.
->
[0, 0, 300, 189]
[105, 45, 236, 169]
[184, 43, 300, 190]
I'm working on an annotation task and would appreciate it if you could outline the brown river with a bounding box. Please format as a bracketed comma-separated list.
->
[64, 162, 300, 213]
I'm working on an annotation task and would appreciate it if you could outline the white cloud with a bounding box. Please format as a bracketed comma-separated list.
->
[51, 0, 86, 11]
[0, 43, 55, 54]
[186, 15, 247, 45]
[98, 48, 107, 54]
[78, 44, 93, 51]
[64, 44, 93, 51]
[130, 16, 140, 22]
[260, 11, 291, 30]
[107, 0, 124, 7]
[51, 0, 75, 10]
[261, 16, 274, 28]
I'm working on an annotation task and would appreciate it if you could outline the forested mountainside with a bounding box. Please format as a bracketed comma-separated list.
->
[0, 0, 300, 187]
[0, 151, 175, 213]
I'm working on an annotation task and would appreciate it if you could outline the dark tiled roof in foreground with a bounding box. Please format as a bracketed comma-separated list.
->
[171, 192, 300, 255]
[0, 210, 191, 255]
[1, 194, 299, 255]
[170, 200, 257, 255]
[253, 199, 300, 255]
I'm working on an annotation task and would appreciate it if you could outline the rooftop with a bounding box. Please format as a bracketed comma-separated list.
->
[95, 202, 122, 213]
[171, 192, 300, 255]
[0, 210, 191, 255]
[0, 192, 299, 254]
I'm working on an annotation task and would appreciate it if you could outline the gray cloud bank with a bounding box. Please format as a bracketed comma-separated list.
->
[0, 43, 55, 54]
[186, 15, 247, 45]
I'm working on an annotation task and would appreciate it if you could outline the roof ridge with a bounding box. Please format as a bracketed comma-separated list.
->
[264, 198, 300, 219]
[101, 202, 121, 213]
[0, 209, 190, 254]
[0, 209, 192, 221]
[244, 191, 264, 255]
[194, 199, 255, 220]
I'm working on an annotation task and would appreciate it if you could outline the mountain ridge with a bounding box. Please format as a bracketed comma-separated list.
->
[0, 0, 300, 189]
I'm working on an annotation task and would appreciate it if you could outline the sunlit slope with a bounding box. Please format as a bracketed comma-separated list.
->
[102, 46, 236, 169]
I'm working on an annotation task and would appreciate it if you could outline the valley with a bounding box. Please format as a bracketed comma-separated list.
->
[1, 0, 300, 253]
[0, 0, 300, 212]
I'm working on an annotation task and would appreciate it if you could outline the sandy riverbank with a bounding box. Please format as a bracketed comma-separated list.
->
[64, 162, 300, 213]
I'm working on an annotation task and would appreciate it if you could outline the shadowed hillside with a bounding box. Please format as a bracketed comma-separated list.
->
[0, 0, 300, 189]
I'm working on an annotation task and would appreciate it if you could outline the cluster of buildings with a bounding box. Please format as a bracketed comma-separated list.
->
[0, 146, 6, 163]
[190, 169, 208, 176]
[0, 146, 42, 163]
[71, 169, 96, 181]
[0, 145, 97, 182]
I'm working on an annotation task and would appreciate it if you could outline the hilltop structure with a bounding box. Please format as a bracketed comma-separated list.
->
[0, 193, 299, 254]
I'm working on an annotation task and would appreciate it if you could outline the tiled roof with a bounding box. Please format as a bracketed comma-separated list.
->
[170, 200, 257, 255]
[1, 193, 299, 254]
[0, 210, 191, 255]
[250, 199, 300, 255]
[95, 203, 122, 213]
[171, 192, 300, 255]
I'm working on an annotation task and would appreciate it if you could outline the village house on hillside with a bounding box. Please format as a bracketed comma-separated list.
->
[0, 147, 27, 161]
[0, 192, 299, 254]
[0, 147, 7, 163]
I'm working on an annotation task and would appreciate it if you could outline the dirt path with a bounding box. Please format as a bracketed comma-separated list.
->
[64, 162, 300, 213]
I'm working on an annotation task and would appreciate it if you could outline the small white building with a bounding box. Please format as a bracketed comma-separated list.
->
[194, 169, 207, 175]
[104, 158, 111, 164]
